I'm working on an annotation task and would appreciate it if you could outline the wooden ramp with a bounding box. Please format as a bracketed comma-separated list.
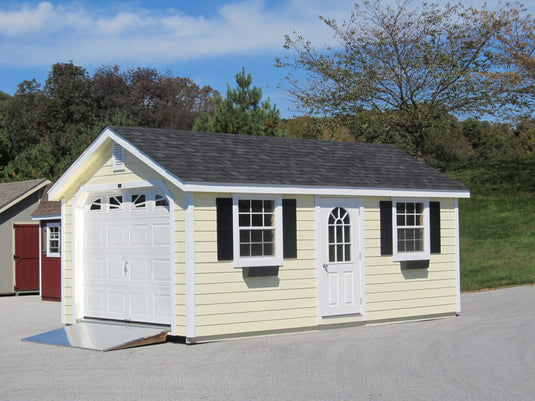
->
[23, 320, 169, 351]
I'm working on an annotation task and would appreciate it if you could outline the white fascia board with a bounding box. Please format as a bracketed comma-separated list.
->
[31, 214, 61, 221]
[48, 128, 114, 200]
[182, 181, 471, 199]
[48, 127, 187, 201]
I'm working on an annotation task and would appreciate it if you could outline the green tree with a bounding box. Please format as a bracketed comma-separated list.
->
[194, 68, 281, 136]
[279, 0, 531, 159]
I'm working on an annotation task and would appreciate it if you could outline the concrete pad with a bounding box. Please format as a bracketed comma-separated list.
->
[1, 287, 534, 400]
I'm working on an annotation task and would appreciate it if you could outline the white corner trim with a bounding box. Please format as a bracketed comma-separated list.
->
[60, 200, 66, 324]
[315, 195, 322, 325]
[185, 192, 196, 339]
[455, 199, 461, 314]
[358, 201, 366, 321]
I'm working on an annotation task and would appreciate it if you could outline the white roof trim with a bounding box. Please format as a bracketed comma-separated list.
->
[49, 127, 187, 200]
[49, 126, 470, 201]
[182, 182, 470, 198]
[32, 214, 61, 221]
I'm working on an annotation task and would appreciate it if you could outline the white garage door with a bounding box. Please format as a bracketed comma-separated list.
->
[83, 189, 172, 325]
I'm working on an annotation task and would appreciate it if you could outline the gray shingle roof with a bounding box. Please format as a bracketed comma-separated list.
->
[110, 126, 468, 192]
[0, 178, 49, 214]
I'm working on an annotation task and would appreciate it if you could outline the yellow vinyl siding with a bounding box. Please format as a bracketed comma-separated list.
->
[193, 193, 317, 338]
[363, 197, 459, 322]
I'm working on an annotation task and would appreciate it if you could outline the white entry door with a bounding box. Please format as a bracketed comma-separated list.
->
[83, 190, 172, 325]
[318, 198, 362, 317]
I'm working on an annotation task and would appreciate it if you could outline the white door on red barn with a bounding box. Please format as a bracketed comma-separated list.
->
[318, 198, 362, 317]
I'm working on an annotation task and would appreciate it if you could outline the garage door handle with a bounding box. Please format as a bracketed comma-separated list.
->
[124, 261, 128, 276]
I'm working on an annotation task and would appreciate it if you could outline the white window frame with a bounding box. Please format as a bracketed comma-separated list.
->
[392, 199, 430, 261]
[232, 195, 283, 268]
[46, 222, 61, 258]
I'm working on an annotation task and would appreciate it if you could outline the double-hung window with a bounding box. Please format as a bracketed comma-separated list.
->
[232, 197, 283, 267]
[392, 200, 430, 261]
[46, 222, 61, 258]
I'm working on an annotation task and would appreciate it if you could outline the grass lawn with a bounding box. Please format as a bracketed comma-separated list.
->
[437, 158, 535, 291]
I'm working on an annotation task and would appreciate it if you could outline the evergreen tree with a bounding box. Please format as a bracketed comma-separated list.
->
[194, 68, 280, 136]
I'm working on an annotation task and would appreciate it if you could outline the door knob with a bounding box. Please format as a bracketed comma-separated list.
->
[322, 263, 328, 270]
[124, 260, 128, 276]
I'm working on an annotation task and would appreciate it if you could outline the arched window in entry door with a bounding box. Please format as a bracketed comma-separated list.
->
[328, 207, 351, 262]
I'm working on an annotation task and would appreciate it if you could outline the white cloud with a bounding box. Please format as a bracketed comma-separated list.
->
[3, 0, 524, 69]
[0, 0, 355, 68]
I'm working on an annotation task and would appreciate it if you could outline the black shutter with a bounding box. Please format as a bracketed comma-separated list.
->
[282, 199, 297, 258]
[430, 201, 441, 254]
[380, 201, 393, 256]
[216, 198, 233, 261]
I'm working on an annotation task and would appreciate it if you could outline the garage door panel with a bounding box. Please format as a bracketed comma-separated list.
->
[108, 292, 127, 314]
[153, 224, 170, 246]
[154, 295, 172, 318]
[84, 189, 172, 325]
[108, 258, 126, 280]
[86, 259, 106, 280]
[154, 260, 171, 281]
[130, 259, 149, 281]
[130, 225, 148, 246]
[131, 293, 149, 316]
[86, 290, 106, 314]
[107, 226, 126, 246]
[86, 226, 105, 247]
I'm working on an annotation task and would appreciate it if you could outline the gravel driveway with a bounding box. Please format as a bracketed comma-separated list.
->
[1, 286, 534, 400]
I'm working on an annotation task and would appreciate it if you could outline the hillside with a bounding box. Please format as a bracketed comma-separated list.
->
[437, 158, 535, 291]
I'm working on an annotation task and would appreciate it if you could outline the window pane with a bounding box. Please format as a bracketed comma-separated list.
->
[329, 214, 335, 225]
[132, 194, 146, 208]
[263, 229, 274, 243]
[90, 198, 102, 211]
[415, 203, 423, 214]
[264, 200, 274, 213]
[155, 194, 169, 208]
[337, 245, 343, 262]
[264, 243, 273, 256]
[397, 215, 405, 226]
[344, 244, 351, 261]
[407, 214, 415, 226]
[251, 243, 263, 256]
[252, 200, 263, 213]
[251, 230, 262, 243]
[397, 203, 405, 214]
[416, 213, 424, 225]
[239, 214, 250, 227]
[240, 230, 250, 243]
[264, 214, 274, 227]
[344, 225, 350, 243]
[329, 245, 335, 262]
[329, 226, 335, 243]
[109, 196, 122, 210]
[336, 225, 343, 243]
[252, 214, 263, 227]
[407, 203, 415, 213]
[240, 243, 250, 257]
[239, 199, 250, 212]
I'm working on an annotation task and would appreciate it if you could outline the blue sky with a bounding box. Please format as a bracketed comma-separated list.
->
[0, 0, 530, 118]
